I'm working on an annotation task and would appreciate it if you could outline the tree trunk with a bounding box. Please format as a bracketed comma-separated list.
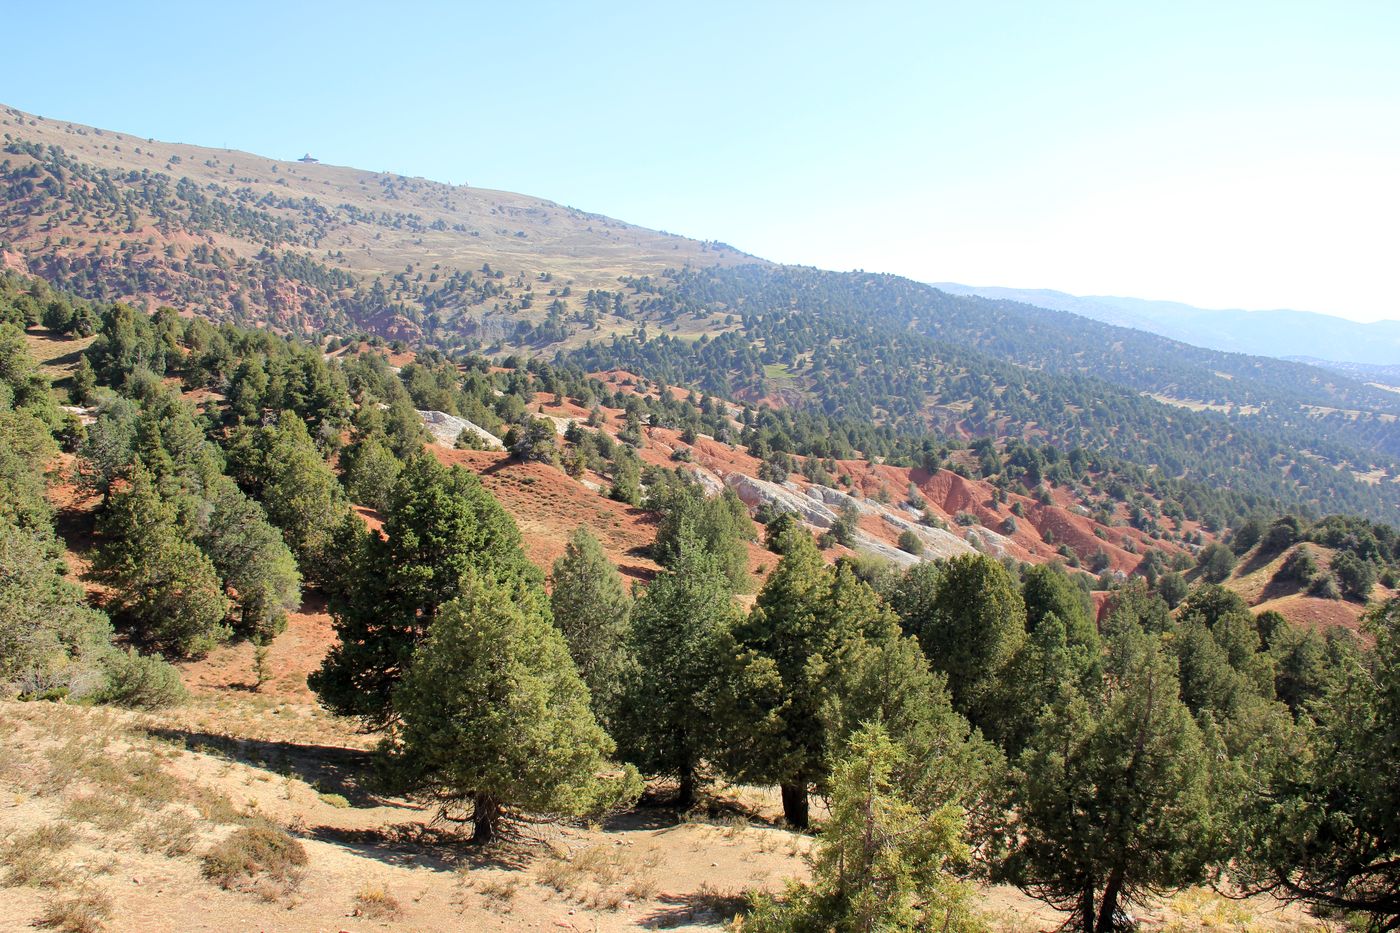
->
[471, 792, 501, 844]
[1078, 885, 1097, 933]
[677, 764, 696, 810]
[780, 781, 810, 829]
[1095, 867, 1126, 933]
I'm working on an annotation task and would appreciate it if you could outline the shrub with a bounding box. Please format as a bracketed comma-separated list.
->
[352, 885, 402, 920]
[1308, 573, 1342, 600]
[96, 649, 187, 710]
[897, 529, 925, 555]
[1280, 545, 1320, 584]
[37, 887, 113, 933]
[201, 825, 307, 893]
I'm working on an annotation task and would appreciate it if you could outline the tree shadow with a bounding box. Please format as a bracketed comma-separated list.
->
[305, 822, 532, 873]
[637, 889, 749, 929]
[143, 727, 387, 807]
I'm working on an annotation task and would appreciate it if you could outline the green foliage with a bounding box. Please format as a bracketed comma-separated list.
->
[723, 529, 958, 828]
[649, 475, 753, 591]
[0, 520, 113, 698]
[896, 553, 1026, 729]
[1237, 598, 1400, 931]
[96, 648, 188, 709]
[88, 465, 230, 657]
[341, 432, 402, 513]
[549, 527, 634, 730]
[311, 454, 534, 728]
[257, 411, 350, 580]
[195, 480, 302, 640]
[739, 724, 984, 933]
[897, 528, 925, 554]
[615, 536, 741, 806]
[1197, 541, 1237, 583]
[388, 573, 639, 842]
[1000, 622, 1220, 932]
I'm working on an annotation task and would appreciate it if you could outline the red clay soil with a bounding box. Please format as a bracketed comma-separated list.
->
[430, 446, 662, 584]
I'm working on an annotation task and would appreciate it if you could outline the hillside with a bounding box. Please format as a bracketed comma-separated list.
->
[5, 106, 1400, 526]
[934, 283, 1400, 367]
[0, 104, 755, 341]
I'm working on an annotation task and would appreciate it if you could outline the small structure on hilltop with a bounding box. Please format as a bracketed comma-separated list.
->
[297, 153, 319, 164]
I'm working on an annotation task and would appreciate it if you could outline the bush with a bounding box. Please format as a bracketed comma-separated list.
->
[1309, 573, 1342, 600]
[1280, 545, 1320, 584]
[201, 824, 307, 892]
[1331, 552, 1376, 602]
[96, 649, 187, 709]
[897, 529, 925, 555]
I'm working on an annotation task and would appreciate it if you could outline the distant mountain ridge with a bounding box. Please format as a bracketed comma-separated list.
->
[931, 284, 1400, 366]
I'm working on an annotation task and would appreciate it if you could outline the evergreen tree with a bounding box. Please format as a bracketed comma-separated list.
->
[740, 724, 983, 932]
[615, 535, 740, 807]
[724, 528, 952, 828]
[1000, 623, 1219, 933]
[1237, 598, 1400, 931]
[89, 465, 230, 656]
[388, 572, 639, 843]
[311, 455, 534, 727]
[549, 527, 634, 730]
[196, 480, 302, 640]
[259, 411, 349, 580]
[341, 431, 402, 513]
[899, 553, 1026, 729]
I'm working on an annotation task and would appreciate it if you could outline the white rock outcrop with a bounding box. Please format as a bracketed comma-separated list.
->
[417, 410, 504, 450]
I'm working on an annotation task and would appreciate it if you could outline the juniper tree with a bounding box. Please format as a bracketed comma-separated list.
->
[89, 464, 230, 657]
[740, 724, 984, 933]
[311, 455, 536, 728]
[549, 527, 634, 730]
[615, 534, 740, 807]
[388, 572, 639, 843]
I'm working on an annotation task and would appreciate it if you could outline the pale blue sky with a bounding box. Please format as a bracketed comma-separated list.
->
[3, 1, 1397, 320]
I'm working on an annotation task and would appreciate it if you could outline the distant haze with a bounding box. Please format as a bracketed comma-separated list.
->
[933, 285, 1400, 367]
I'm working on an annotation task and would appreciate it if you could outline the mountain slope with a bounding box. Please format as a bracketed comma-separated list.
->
[5, 105, 1400, 524]
[933, 283, 1400, 366]
[0, 104, 755, 341]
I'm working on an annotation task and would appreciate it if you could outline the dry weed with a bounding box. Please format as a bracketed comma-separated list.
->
[37, 886, 114, 933]
[200, 824, 307, 898]
[352, 883, 403, 920]
[1, 822, 77, 887]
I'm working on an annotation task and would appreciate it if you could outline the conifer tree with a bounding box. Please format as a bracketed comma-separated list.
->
[1000, 622, 1219, 933]
[388, 572, 639, 843]
[311, 455, 535, 727]
[259, 410, 348, 579]
[740, 724, 983, 933]
[724, 528, 957, 828]
[615, 534, 740, 807]
[549, 527, 634, 730]
[899, 553, 1027, 729]
[89, 464, 230, 656]
[196, 480, 302, 640]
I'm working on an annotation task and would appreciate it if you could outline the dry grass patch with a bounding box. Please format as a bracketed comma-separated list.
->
[138, 809, 200, 857]
[1, 822, 78, 888]
[352, 883, 403, 920]
[37, 886, 114, 933]
[200, 823, 307, 899]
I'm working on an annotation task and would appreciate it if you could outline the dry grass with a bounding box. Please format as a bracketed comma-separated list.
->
[200, 824, 308, 898]
[352, 883, 403, 920]
[1, 822, 78, 888]
[37, 886, 114, 933]
[138, 810, 200, 857]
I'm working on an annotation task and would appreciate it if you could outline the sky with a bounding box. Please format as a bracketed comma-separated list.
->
[3, 1, 1398, 321]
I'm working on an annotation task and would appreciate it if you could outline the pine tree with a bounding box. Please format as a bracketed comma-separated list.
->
[341, 431, 402, 513]
[549, 527, 634, 730]
[89, 464, 230, 656]
[388, 572, 639, 843]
